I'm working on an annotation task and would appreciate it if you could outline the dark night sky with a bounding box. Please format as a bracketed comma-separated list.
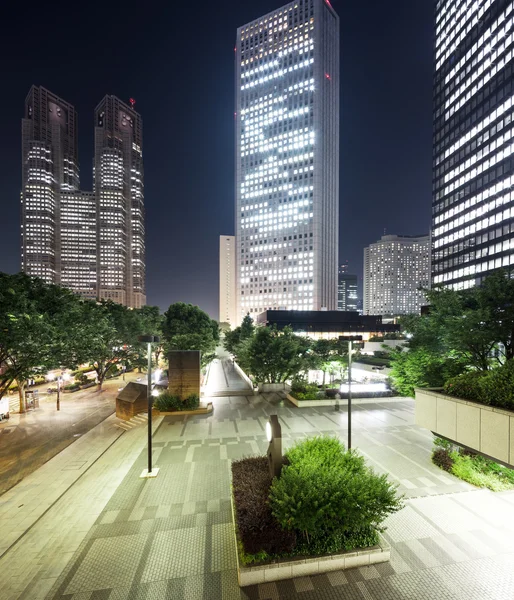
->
[0, 0, 434, 318]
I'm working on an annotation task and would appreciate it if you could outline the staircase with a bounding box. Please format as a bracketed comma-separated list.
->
[114, 412, 149, 431]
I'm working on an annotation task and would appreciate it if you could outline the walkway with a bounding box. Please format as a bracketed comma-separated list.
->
[203, 358, 253, 397]
[33, 394, 514, 599]
[1, 359, 514, 599]
[0, 373, 140, 495]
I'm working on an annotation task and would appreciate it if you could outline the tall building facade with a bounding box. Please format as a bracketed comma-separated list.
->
[21, 87, 79, 283]
[94, 96, 146, 308]
[337, 269, 358, 312]
[219, 235, 237, 327]
[20, 86, 146, 308]
[432, 0, 514, 290]
[235, 0, 340, 323]
[363, 234, 430, 317]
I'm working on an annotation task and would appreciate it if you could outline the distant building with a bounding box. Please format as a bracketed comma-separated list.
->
[21, 86, 146, 307]
[219, 235, 236, 327]
[94, 95, 146, 308]
[432, 0, 514, 291]
[256, 310, 399, 341]
[338, 267, 358, 312]
[363, 234, 430, 317]
[235, 0, 340, 323]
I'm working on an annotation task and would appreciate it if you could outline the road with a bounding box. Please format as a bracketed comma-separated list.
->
[0, 373, 140, 496]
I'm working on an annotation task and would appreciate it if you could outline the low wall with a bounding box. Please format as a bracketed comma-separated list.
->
[287, 393, 405, 408]
[259, 383, 291, 393]
[233, 361, 255, 392]
[415, 387, 514, 468]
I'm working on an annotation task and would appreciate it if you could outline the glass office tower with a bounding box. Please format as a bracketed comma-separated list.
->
[235, 0, 340, 323]
[432, 0, 514, 289]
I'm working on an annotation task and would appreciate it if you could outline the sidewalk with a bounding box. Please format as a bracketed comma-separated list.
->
[0, 412, 163, 600]
[0, 373, 140, 495]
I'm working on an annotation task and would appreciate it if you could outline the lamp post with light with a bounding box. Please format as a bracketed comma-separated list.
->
[138, 335, 160, 478]
[338, 336, 362, 449]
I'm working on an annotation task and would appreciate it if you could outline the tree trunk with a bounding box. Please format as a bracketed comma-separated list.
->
[322, 370, 326, 389]
[17, 380, 26, 413]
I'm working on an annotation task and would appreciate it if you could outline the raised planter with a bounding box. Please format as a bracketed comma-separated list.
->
[415, 387, 514, 468]
[259, 383, 291, 393]
[231, 495, 390, 586]
[286, 393, 401, 408]
[153, 402, 213, 416]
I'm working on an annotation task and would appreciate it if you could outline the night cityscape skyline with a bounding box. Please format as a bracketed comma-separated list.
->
[0, 0, 433, 317]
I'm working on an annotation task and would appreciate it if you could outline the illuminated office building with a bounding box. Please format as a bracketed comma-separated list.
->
[432, 0, 514, 289]
[338, 269, 358, 312]
[235, 0, 340, 323]
[60, 191, 97, 299]
[94, 96, 146, 308]
[219, 235, 237, 327]
[21, 87, 146, 308]
[363, 234, 429, 317]
[21, 86, 79, 283]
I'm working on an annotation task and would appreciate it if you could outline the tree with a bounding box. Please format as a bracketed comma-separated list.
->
[0, 273, 88, 411]
[162, 303, 219, 367]
[311, 339, 334, 388]
[223, 314, 254, 359]
[75, 300, 142, 390]
[133, 306, 163, 370]
[239, 326, 311, 383]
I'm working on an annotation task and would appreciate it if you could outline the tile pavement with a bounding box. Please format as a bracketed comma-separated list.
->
[40, 385, 514, 599]
[2, 359, 514, 599]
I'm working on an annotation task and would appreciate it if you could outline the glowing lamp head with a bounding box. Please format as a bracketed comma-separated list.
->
[266, 421, 273, 442]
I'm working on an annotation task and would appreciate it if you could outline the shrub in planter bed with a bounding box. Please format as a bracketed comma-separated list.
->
[153, 392, 200, 412]
[444, 360, 514, 409]
[269, 437, 402, 552]
[64, 383, 80, 392]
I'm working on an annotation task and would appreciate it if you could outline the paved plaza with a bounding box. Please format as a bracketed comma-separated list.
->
[1, 360, 514, 599]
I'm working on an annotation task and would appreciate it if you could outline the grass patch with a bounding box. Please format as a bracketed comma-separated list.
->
[432, 437, 514, 491]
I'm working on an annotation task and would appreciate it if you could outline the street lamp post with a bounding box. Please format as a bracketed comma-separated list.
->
[56, 376, 61, 411]
[339, 336, 362, 449]
[138, 335, 160, 478]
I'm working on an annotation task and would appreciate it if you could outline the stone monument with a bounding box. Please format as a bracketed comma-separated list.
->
[168, 350, 201, 400]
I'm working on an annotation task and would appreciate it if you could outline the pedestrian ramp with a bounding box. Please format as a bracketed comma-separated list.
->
[114, 412, 148, 431]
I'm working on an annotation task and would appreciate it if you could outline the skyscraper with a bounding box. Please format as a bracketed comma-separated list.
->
[21, 86, 79, 283]
[337, 269, 358, 312]
[219, 235, 237, 327]
[363, 234, 429, 317]
[235, 0, 340, 323]
[432, 0, 514, 290]
[94, 96, 146, 308]
[21, 87, 146, 308]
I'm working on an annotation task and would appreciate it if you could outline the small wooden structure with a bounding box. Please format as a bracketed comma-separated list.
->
[116, 382, 147, 421]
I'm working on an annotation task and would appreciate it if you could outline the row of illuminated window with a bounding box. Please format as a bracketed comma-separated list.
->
[241, 152, 314, 179]
[439, 94, 514, 164]
[444, 123, 514, 184]
[241, 132, 314, 158]
[434, 252, 514, 287]
[442, 140, 514, 197]
[241, 39, 313, 79]
[434, 206, 514, 249]
[240, 58, 314, 91]
[445, 16, 513, 113]
[436, 0, 493, 70]
[241, 170, 313, 195]
[445, 38, 514, 121]
[445, 10, 512, 91]
[243, 105, 311, 133]
[241, 20, 313, 55]
[241, 199, 312, 223]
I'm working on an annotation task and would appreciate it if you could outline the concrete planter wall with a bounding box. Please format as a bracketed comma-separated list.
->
[231, 495, 389, 586]
[415, 387, 514, 468]
[233, 361, 255, 392]
[258, 383, 291, 393]
[287, 393, 404, 408]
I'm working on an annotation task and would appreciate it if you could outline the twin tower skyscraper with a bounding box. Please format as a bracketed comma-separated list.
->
[21, 86, 146, 308]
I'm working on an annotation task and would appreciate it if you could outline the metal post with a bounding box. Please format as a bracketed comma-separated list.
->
[57, 377, 61, 412]
[147, 342, 152, 474]
[348, 340, 352, 449]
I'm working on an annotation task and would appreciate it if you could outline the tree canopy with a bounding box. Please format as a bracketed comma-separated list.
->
[162, 302, 219, 367]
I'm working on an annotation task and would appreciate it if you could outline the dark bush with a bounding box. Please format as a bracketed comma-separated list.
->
[153, 392, 200, 412]
[231, 457, 296, 556]
[64, 383, 80, 392]
[432, 448, 454, 472]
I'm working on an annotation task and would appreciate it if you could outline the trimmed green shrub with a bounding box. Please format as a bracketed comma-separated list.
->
[153, 392, 200, 412]
[269, 437, 402, 550]
[64, 383, 80, 392]
[444, 360, 514, 409]
[232, 457, 296, 557]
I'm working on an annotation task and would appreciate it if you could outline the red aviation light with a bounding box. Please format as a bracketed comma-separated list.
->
[129, 98, 136, 108]
[325, 73, 331, 80]
[325, 0, 333, 8]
